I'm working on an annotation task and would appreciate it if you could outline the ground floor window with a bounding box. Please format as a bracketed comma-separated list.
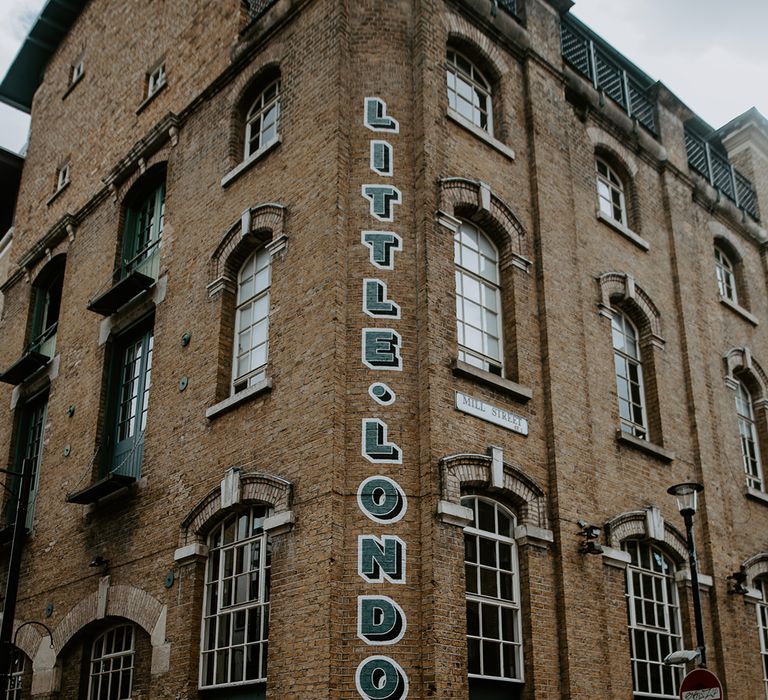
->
[88, 624, 135, 700]
[462, 496, 523, 698]
[624, 540, 682, 699]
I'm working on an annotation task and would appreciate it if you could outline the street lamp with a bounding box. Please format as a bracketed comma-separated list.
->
[667, 482, 707, 669]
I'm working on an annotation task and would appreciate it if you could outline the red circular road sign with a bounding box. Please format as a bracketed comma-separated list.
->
[680, 668, 723, 699]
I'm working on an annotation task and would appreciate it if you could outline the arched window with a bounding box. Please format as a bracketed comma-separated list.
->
[462, 496, 523, 696]
[30, 258, 64, 358]
[596, 157, 627, 227]
[245, 79, 280, 160]
[122, 174, 165, 281]
[200, 506, 271, 689]
[446, 49, 492, 134]
[87, 623, 135, 700]
[736, 380, 764, 491]
[756, 578, 768, 697]
[624, 540, 682, 699]
[612, 309, 647, 439]
[714, 245, 737, 303]
[454, 221, 502, 375]
[233, 249, 271, 394]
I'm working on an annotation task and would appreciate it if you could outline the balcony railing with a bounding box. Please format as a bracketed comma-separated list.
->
[684, 127, 760, 221]
[28, 322, 57, 359]
[561, 16, 657, 135]
[245, 0, 279, 22]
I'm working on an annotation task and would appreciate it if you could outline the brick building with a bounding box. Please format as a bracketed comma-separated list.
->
[0, 0, 767, 698]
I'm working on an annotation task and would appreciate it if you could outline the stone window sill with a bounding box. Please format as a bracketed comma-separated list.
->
[597, 211, 649, 251]
[451, 359, 532, 403]
[616, 430, 674, 462]
[221, 137, 281, 188]
[206, 377, 272, 420]
[746, 486, 768, 505]
[446, 108, 515, 160]
[46, 180, 70, 206]
[720, 295, 758, 326]
[136, 80, 167, 115]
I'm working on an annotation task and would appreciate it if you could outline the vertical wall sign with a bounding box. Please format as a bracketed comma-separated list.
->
[356, 97, 409, 700]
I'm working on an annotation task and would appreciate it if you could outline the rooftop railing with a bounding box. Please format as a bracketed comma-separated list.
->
[245, 0, 279, 22]
[497, 0, 518, 17]
[684, 127, 760, 221]
[561, 16, 657, 135]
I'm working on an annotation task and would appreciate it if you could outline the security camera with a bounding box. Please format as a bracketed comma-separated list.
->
[663, 649, 700, 666]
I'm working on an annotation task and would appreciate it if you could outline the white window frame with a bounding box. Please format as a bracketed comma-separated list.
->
[244, 79, 281, 160]
[714, 245, 738, 303]
[454, 221, 503, 375]
[624, 540, 683, 699]
[147, 63, 166, 98]
[446, 49, 493, 134]
[612, 309, 648, 440]
[462, 496, 524, 686]
[232, 248, 271, 394]
[71, 59, 84, 85]
[736, 380, 764, 491]
[596, 157, 628, 227]
[87, 623, 135, 700]
[57, 162, 70, 191]
[200, 506, 271, 689]
[4, 649, 25, 700]
[757, 578, 768, 699]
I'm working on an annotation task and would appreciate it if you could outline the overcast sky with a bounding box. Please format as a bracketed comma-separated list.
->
[0, 0, 767, 155]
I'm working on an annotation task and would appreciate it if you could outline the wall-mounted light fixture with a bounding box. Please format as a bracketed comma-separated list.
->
[727, 568, 748, 595]
[578, 520, 603, 555]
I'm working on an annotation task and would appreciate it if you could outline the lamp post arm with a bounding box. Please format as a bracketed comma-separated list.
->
[683, 509, 707, 668]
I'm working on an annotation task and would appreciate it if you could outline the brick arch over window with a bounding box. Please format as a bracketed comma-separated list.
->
[439, 452, 547, 529]
[207, 203, 286, 297]
[444, 15, 509, 82]
[439, 177, 529, 269]
[724, 347, 768, 401]
[26, 582, 169, 695]
[586, 128, 639, 177]
[604, 509, 688, 565]
[742, 552, 768, 589]
[597, 272, 663, 344]
[179, 469, 293, 547]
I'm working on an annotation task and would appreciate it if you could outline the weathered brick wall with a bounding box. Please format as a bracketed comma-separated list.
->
[1, 0, 767, 698]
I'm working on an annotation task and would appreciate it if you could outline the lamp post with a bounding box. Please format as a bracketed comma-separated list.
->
[667, 482, 706, 669]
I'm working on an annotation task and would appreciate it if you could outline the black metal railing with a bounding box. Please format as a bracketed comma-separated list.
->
[27, 322, 57, 357]
[245, 0, 279, 21]
[684, 126, 760, 221]
[561, 16, 657, 135]
[115, 238, 161, 284]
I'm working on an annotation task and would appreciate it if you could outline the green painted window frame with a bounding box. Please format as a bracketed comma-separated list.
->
[121, 183, 165, 280]
[104, 320, 154, 478]
[6, 391, 48, 529]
